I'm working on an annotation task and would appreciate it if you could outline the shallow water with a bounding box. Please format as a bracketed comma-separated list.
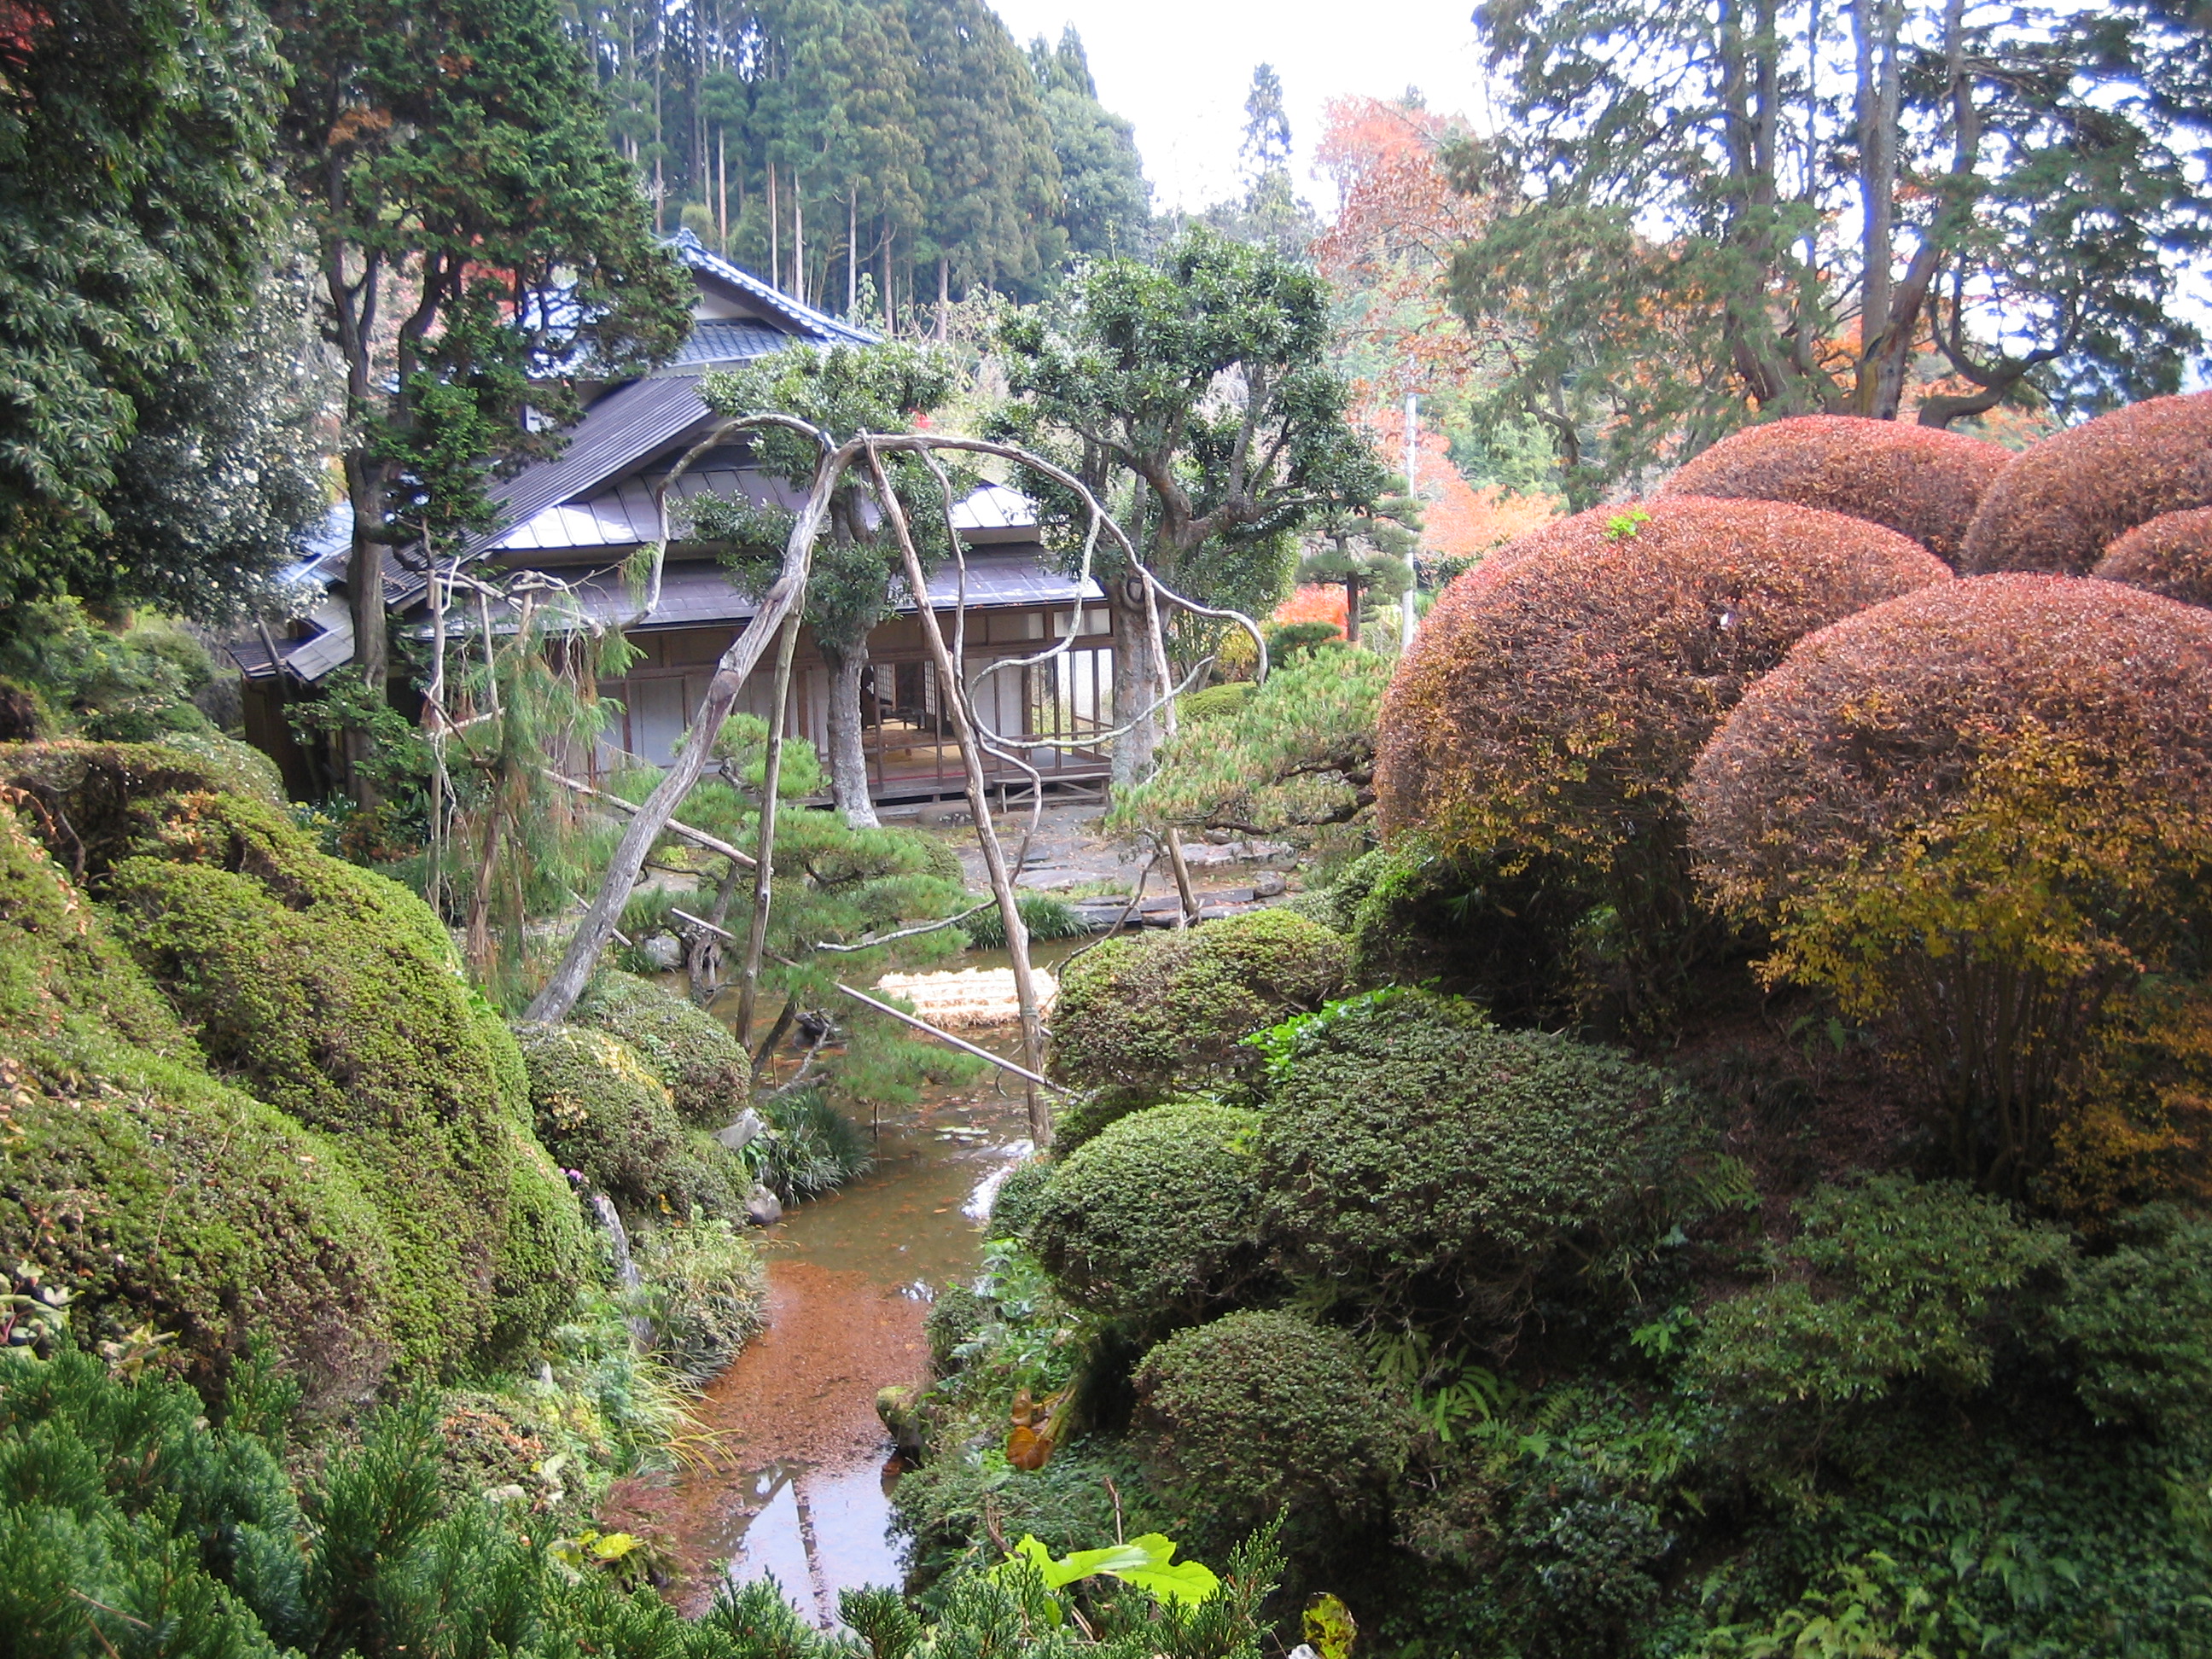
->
[614, 941, 1084, 1621]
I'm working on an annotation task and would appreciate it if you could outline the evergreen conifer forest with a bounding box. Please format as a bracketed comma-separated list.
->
[6, 0, 2212, 1654]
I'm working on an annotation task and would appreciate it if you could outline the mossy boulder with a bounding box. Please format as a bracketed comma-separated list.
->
[1030, 1104, 1270, 1330]
[573, 969, 749, 1127]
[1047, 910, 1350, 1122]
[1254, 989, 1728, 1338]
[0, 807, 399, 1406]
[93, 789, 589, 1374]
[514, 1024, 742, 1220]
[1134, 1309, 1411, 1545]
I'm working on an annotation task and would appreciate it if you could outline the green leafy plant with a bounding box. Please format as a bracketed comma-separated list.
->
[991, 1533, 1223, 1615]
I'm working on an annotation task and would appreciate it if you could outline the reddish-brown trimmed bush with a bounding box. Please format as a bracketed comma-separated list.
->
[1661, 415, 2011, 566]
[1374, 498, 1949, 1009]
[1688, 575, 2212, 1190]
[2093, 509, 2212, 608]
[1960, 391, 2212, 575]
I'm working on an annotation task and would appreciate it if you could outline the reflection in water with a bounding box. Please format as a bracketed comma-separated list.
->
[660, 981, 1071, 1624]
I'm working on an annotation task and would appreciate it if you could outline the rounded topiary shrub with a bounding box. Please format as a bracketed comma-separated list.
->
[1961, 390, 2212, 575]
[987, 1158, 1054, 1242]
[2093, 508, 2212, 608]
[1047, 910, 1350, 1114]
[1254, 990, 1712, 1336]
[1030, 1103, 1269, 1330]
[1374, 497, 1948, 1013]
[0, 807, 399, 1407]
[573, 969, 749, 1127]
[515, 1025, 737, 1220]
[99, 789, 588, 1374]
[1688, 576, 2212, 1189]
[1660, 415, 2011, 566]
[1133, 1310, 1410, 1540]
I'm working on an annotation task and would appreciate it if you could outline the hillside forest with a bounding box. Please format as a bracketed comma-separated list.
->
[7, 0, 2212, 1656]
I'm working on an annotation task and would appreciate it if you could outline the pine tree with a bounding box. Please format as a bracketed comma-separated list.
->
[1295, 480, 1419, 648]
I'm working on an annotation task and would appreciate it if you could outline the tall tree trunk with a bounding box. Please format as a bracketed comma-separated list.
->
[847, 186, 859, 317]
[1108, 579, 1161, 789]
[882, 223, 894, 333]
[769, 162, 780, 292]
[936, 255, 949, 343]
[1342, 573, 1364, 646]
[732, 602, 804, 1052]
[1852, 0, 1905, 414]
[343, 457, 390, 703]
[716, 127, 727, 250]
[794, 182, 805, 304]
[822, 640, 881, 829]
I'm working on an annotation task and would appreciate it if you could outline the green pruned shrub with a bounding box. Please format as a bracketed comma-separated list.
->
[573, 969, 749, 1127]
[2045, 1204, 2212, 1439]
[926, 1281, 987, 1376]
[1254, 990, 1728, 1337]
[1179, 681, 1253, 723]
[1691, 1178, 2072, 1415]
[97, 788, 588, 1373]
[1031, 1105, 1269, 1330]
[632, 1218, 768, 1385]
[515, 1024, 739, 1220]
[0, 809, 404, 1407]
[1134, 1310, 1411, 1545]
[963, 891, 1087, 951]
[1048, 910, 1351, 1110]
[987, 1159, 1054, 1242]
[888, 1437, 1169, 1592]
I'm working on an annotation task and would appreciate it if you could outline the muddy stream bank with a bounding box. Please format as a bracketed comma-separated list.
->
[604, 949, 1070, 1620]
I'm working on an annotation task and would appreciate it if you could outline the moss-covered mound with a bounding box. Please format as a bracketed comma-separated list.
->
[573, 969, 749, 1127]
[90, 788, 588, 1373]
[1255, 990, 1723, 1337]
[1046, 910, 1350, 1121]
[0, 806, 399, 1407]
[515, 1024, 741, 1220]
[1660, 415, 2011, 565]
[1030, 1103, 1270, 1330]
[1134, 1309, 1411, 1545]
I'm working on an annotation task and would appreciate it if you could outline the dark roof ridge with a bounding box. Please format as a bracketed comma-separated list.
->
[667, 230, 880, 347]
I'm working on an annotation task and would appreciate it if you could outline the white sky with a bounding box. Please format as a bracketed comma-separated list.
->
[985, 0, 1491, 214]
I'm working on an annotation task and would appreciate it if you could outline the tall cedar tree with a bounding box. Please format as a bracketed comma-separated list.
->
[0, 0, 326, 628]
[1459, 0, 2212, 504]
[1029, 28, 1150, 262]
[271, 0, 691, 700]
[992, 230, 1387, 784]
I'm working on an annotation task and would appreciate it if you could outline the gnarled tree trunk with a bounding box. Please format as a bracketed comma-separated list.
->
[822, 639, 880, 829]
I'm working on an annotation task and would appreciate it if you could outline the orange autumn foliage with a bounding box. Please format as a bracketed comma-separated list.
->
[1272, 585, 1348, 632]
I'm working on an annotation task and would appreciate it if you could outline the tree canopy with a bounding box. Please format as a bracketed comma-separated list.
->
[0, 0, 327, 629]
[1457, 0, 2212, 502]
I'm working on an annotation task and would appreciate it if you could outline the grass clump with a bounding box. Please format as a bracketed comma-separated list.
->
[632, 1218, 769, 1385]
[963, 891, 1087, 950]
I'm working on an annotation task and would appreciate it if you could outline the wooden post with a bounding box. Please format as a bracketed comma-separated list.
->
[733, 602, 805, 1054]
[866, 444, 1052, 1146]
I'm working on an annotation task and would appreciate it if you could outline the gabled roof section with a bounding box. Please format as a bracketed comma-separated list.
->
[667, 230, 878, 347]
[459, 375, 717, 559]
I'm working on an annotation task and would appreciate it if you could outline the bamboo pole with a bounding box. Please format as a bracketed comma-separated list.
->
[832, 981, 1068, 1094]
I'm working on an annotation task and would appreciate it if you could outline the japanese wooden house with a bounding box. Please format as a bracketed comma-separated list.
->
[236, 232, 1115, 807]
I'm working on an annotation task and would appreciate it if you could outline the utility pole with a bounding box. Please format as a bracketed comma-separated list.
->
[1401, 391, 1420, 651]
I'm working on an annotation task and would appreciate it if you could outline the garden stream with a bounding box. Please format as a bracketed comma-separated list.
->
[605, 946, 1076, 1621]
